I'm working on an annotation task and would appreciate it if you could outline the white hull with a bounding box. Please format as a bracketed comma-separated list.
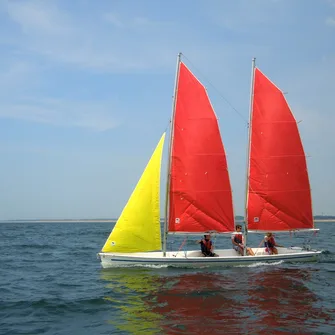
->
[98, 247, 321, 268]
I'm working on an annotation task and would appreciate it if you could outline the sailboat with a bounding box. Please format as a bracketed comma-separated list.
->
[98, 54, 321, 268]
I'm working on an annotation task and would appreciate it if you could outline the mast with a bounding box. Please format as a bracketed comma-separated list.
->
[163, 52, 181, 256]
[243, 57, 256, 256]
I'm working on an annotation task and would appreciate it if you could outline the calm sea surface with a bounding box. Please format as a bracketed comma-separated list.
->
[0, 221, 334, 335]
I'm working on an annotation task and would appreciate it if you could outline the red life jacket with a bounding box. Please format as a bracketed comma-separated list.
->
[267, 236, 275, 248]
[234, 233, 243, 244]
[202, 239, 212, 251]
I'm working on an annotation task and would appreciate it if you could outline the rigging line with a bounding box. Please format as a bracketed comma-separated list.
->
[182, 54, 248, 124]
[173, 236, 188, 257]
[165, 119, 170, 133]
[162, 117, 171, 134]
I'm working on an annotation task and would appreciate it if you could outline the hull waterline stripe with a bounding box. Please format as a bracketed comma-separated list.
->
[102, 253, 319, 263]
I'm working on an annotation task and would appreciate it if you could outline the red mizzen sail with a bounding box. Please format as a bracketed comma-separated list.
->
[168, 62, 235, 233]
[247, 68, 313, 231]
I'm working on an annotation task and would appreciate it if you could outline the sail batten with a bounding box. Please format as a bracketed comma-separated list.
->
[168, 61, 235, 233]
[101, 133, 165, 253]
[247, 68, 314, 231]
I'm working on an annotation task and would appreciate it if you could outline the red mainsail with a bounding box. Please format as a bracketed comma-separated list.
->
[168, 62, 235, 233]
[247, 68, 313, 231]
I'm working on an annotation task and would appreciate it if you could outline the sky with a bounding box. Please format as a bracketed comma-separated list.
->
[0, 0, 334, 220]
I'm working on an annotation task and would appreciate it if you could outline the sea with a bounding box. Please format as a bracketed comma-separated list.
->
[0, 221, 334, 335]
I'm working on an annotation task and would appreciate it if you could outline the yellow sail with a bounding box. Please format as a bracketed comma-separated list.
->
[101, 133, 165, 253]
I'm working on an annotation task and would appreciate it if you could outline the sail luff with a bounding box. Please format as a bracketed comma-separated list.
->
[101, 133, 166, 253]
[163, 53, 182, 256]
[244, 58, 256, 254]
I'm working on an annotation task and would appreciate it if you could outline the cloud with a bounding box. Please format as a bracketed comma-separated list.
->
[0, 0, 333, 134]
[326, 17, 335, 26]
[0, 61, 36, 89]
[326, 0, 335, 26]
[0, 97, 120, 131]
[104, 11, 173, 30]
[0, 1, 133, 130]
[3, 0, 179, 73]
[283, 55, 335, 158]
[103, 12, 124, 28]
[206, 0, 293, 33]
[0, 56, 120, 131]
[0, 58, 119, 131]
[0, 0, 210, 130]
[7, 0, 72, 36]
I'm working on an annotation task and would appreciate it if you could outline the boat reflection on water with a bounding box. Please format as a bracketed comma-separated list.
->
[101, 266, 331, 334]
[148, 270, 242, 334]
[101, 267, 164, 335]
[245, 267, 333, 334]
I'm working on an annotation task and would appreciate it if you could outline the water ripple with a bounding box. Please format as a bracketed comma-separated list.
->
[0, 221, 334, 335]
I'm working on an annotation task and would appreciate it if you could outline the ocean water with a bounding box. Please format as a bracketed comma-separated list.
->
[0, 221, 334, 335]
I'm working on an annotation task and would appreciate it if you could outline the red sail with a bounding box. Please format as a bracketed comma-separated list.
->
[168, 62, 235, 233]
[247, 68, 313, 231]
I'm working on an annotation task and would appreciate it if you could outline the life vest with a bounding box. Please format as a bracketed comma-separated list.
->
[234, 233, 243, 244]
[202, 239, 212, 251]
[265, 236, 275, 248]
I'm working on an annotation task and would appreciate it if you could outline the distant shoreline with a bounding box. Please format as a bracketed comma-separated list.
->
[1, 219, 334, 223]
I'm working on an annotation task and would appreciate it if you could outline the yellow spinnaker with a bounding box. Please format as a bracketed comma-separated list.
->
[101, 133, 165, 253]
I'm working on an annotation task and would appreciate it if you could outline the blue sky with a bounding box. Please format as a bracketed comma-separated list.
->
[0, 0, 334, 219]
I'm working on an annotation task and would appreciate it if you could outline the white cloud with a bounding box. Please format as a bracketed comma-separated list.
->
[326, 0, 335, 26]
[0, 1, 134, 130]
[104, 12, 173, 30]
[0, 0, 333, 136]
[0, 97, 120, 131]
[103, 12, 124, 28]
[205, 0, 292, 33]
[0, 58, 119, 131]
[326, 17, 335, 26]
[0, 61, 36, 89]
[7, 0, 72, 36]
[283, 55, 335, 158]
[0, 0, 197, 129]
[3, 0, 179, 73]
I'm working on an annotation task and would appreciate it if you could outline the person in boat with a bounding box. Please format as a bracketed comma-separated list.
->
[231, 225, 255, 256]
[197, 234, 218, 257]
[263, 232, 283, 255]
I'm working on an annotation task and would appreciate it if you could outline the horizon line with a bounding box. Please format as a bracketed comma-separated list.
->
[1, 215, 334, 222]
